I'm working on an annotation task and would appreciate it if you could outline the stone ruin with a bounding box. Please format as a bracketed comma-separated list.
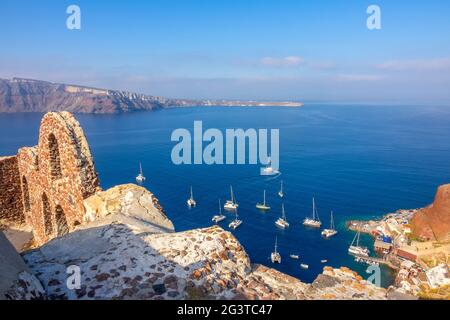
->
[0, 112, 100, 245]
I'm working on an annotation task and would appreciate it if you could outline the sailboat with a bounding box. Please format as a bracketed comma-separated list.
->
[271, 236, 281, 263]
[348, 228, 370, 257]
[321, 211, 338, 238]
[212, 199, 226, 223]
[256, 190, 271, 211]
[303, 197, 322, 228]
[278, 180, 284, 198]
[228, 208, 242, 230]
[187, 186, 196, 207]
[224, 185, 238, 210]
[275, 203, 290, 229]
[135, 162, 146, 183]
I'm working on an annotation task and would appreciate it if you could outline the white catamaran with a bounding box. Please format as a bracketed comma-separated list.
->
[212, 199, 226, 223]
[187, 186, 196, 207]
[348, 228, 370, 257]
[224, 185, 239, 210]
[135, 162, 146, 183]
[256, 190, 271, 211]
[321, 211, 338, 238]
[303, 197, 322, 228]
[275, 203, 290, 229]
[271, 236, 281, 264]
[228, 208, 242, 230]
[278, 180, 284, 198]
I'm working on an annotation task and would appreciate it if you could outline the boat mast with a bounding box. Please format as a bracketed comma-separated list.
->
[282, 203, 286, 220]
[263, 190, 266, 206]
[190, 186, 193, 200]
[274, 236, 278, 253]
[139, 162, 143, 175]
[312, 198, 316, 220]
[330, 211, 334, 230]
[351, 230, 358, 246]
[219, 199, 222, 214]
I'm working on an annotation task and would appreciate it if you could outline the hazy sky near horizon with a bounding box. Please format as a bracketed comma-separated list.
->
[1, 0, 450, 104]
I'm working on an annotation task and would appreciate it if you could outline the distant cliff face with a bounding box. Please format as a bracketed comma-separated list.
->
[0, 78, 303, 114]
[0, 78, 167, 114]
[411, 184, 450, 241]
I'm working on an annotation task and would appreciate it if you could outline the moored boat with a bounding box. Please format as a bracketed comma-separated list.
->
[229, 208, 242, 230]
[275, 203, 290, 229]
[135, 162, 146, 183]
[187, 186, 196, 207]
[348, 228, 370, 257]
[256, 190, 271, 211]
[321, 211, 338, 238]
[224, 185, 238, 210]
[303, 197, 322, 228]
[212, 199, 226, 223]
[271, 236, 281, 263]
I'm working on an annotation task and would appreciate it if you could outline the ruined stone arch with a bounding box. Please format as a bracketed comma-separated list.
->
[42, 193, 53, 235]
[54, 205, 69, 236]
[48, 133, 62, 179]
[21, 176, 30, 212]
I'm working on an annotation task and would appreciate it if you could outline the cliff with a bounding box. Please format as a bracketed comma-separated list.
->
[411, 184, 450, 242]
[0, 78, 303, 114]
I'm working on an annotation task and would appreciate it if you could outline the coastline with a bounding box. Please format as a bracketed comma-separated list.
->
[347, 207, 449, 298]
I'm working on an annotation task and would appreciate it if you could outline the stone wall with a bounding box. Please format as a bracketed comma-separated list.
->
[0, 156, 24, 224]
[1, 112, 100, 245]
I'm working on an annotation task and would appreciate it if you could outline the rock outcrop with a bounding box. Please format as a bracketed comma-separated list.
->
[411, 184, 450, 241]
[83, 184, 174, 232]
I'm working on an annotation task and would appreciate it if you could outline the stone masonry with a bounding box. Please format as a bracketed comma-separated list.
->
[0, 112, 100, 245]
[0, 156, 24, 223]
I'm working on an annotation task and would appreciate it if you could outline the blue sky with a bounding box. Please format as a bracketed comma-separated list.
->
[1, 0, 450, 104]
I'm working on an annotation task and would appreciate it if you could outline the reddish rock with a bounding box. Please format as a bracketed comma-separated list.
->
[411, 184, 450, 241]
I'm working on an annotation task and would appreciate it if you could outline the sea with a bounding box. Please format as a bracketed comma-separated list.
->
[2, 104, 450, 287]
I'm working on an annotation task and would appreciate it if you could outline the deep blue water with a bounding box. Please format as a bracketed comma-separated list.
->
[2, 105, 450, 287]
